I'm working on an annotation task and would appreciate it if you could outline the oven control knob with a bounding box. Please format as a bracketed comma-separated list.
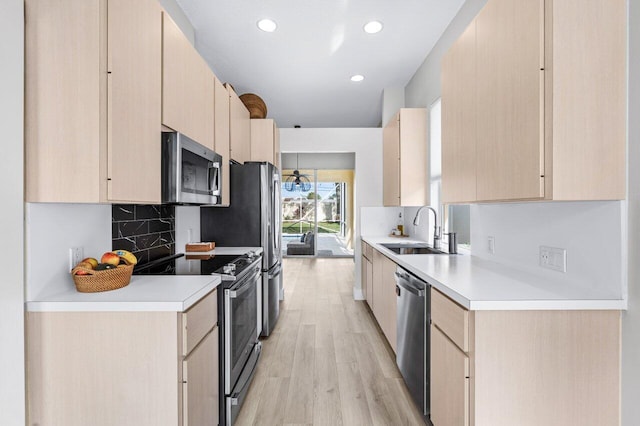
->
[223, 263, 236, 274]
[247, 251, 254, 259]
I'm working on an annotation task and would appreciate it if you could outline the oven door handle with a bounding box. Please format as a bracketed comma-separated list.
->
[230, 342, 262, 404]
[227, 275, 257, 299]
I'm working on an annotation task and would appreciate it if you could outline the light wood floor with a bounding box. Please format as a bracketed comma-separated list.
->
[236, 258, 425, 426]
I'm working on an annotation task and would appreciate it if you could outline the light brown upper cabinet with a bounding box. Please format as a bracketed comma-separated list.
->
[441, 0, 626, 203]
[162, 13, 214, 151]
[214, 77, 231, 206]
[250, 119, 280, 169]
[25, 0, 162, 204]
[228, 86, 251, 164]
[475, 0, 544, 201]
[382, 109, 429, 207]
[441, 21, 477, 204]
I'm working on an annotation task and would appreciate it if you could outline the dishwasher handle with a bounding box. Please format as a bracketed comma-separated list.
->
[394, 271, 425, 297]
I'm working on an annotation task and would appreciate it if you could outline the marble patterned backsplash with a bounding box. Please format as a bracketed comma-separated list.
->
[112, 204, 175, 266]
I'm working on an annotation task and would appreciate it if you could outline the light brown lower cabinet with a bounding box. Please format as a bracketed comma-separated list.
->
[27, 290, 219, 426]
[183, 327, 219, 426]
[430, 288, 621, 426]
[369, 246, 398, 354]
[361, 242, 373, 308]
[431, 325, 469, 426]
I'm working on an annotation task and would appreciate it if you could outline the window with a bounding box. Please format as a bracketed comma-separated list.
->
[430, 98, 471, 248]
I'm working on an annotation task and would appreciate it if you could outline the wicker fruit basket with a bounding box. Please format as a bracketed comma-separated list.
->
[71, 264, 134, 293]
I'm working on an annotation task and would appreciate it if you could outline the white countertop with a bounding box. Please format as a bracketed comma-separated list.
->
[362, 236, 626, 311]
[26, 275, 221, 312]
[26, 246, 261, 313]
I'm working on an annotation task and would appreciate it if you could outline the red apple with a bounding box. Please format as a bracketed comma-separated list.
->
[74, 269, 90, 276]
[101, 252, 120, 266]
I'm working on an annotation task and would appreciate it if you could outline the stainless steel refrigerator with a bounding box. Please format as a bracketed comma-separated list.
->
[201, 161, 282, 336]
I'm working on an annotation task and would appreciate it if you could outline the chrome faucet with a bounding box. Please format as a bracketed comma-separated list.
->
[413, 206, 441, 250]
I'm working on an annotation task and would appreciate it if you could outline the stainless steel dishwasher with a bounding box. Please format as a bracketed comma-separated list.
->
[395, 266, 430, 420]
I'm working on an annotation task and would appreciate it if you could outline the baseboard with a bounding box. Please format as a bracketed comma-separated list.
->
[353, 286, 365, 300]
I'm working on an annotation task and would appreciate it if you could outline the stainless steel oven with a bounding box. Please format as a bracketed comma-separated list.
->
[134, 251, 263, 425]
[222, 258, 262, 425]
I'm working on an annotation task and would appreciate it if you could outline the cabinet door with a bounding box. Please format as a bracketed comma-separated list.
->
[183, 327, 218, 426]
[475, 0, 544, 201]
[25, 0, 104, 202]
[442, 21, 477, 204]
[382, 255, 398, 353]
[162, 13, 215, 150]
[108, 0, 162, 203]
[383, 115, 400, 206]
[274, 125, 281, 170]
[229, 87, 251, 163]
[398, 109, 428, 206]
[250, 119, 276, 164]
[371, 250, 385, 324]
[214, 77, 231, 206]
[365, 258, 373, 308]
[431, 325, 469, 426]
[361, 254, 368, 301]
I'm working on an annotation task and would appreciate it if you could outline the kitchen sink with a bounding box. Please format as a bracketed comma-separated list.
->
[380, 243, 448, 255]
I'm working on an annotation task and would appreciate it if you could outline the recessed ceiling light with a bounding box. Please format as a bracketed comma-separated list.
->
[350, 74, 365, 82]
[257, 19, 277, 32]
[363, 21, 383, 34]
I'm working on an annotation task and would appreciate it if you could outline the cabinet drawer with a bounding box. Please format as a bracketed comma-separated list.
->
[182, 327, 218, 426]
[431, 288, 469, 352]
[182, 289, 217, 356]
[362, 241, 373, 260]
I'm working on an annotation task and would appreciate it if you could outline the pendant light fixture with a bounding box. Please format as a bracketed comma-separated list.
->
[284, 154, 311, 192]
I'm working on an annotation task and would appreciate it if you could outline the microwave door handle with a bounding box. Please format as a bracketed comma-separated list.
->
[208, 162, 221, 196]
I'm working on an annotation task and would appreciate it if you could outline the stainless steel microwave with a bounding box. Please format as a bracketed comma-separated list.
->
[162, 132, 222, 205]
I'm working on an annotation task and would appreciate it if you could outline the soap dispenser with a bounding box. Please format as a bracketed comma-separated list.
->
[397, 212, 404, 235]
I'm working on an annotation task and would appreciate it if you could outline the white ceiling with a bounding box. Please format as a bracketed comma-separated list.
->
[176, 0, 465, 128]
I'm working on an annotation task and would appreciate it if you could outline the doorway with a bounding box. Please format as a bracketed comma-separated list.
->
[281, 153, 355, 258]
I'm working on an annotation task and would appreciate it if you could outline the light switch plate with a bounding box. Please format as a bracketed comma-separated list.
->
[539, 246, 567, 272]
[487, 236, 495, 254]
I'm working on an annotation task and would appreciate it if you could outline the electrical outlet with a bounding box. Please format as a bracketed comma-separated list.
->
[539, 246, 567, 272]
[487, 236, 495, 254]
[69, 247, 84, 270]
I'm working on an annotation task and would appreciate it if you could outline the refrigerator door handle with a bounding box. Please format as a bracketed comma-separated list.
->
[268, 264, 282, 279]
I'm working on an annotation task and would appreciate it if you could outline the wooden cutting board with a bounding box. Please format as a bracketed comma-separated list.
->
[185, 242, 215, 252]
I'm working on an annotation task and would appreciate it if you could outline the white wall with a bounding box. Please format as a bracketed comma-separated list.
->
[405, 0, 637, 422]
[405, 0, 488, 109]
[280, 128, 383, 298]
[175, 206, 201, 251]
[25, 204, 112, 300]
[623, 0, 640, 423]
[0, 1, 24, 423]
[382, 87, 405, 127]
[360, 207, 404, 238]
[470, 202, 624, 297]
[159, 0, 195, 44]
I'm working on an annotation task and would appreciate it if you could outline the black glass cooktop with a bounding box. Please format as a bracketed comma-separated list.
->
[134, 252, 261, 279]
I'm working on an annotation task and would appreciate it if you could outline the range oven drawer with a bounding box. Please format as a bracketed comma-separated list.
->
[181, 289, 217, 356]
